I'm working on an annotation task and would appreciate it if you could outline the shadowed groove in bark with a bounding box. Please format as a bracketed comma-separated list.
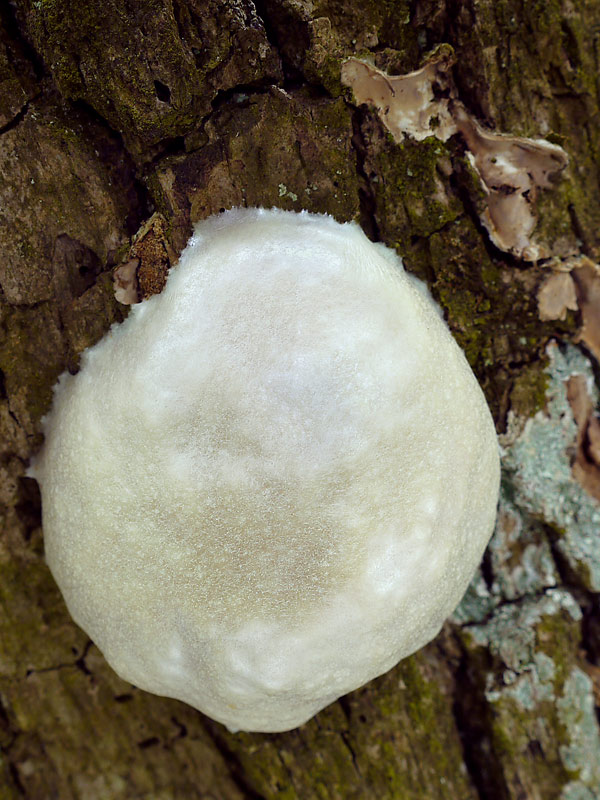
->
[0, 694, 25, 797]
[66, 97, 154, 234]
[349, 106, 380, 242]
[252, 0, 310, 83]
[202, 724, 269, 800]
[0, 0, 46, 80]
[451, 637, 510, 800]
[0, 99, 33, 137]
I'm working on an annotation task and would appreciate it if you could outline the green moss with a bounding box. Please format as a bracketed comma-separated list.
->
[313, 0, 416, 57]
[509, 361, 550, 418]
[536, 614, 580, 689]
[398, 659, 450, 763]
[491, 718, 519, 760]
[428, 220, 577, 417]
[435, 281, 493, 367]
[366, 653, 473, 795]
[379, 138, 462, 239]
[211, 646, 475, 799]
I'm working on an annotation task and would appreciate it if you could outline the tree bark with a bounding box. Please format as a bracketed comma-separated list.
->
[2, 1, 600, 798]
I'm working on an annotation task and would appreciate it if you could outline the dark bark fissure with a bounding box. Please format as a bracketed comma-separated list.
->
[0, 98, 33, 137]
[452, 655, 510, 800]
[350, 107, 381, 242]
[0, 0, 46, 80]
[203, 725, 269, 800]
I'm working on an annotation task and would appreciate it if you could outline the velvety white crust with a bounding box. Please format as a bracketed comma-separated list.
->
[34, 208, 500, 732]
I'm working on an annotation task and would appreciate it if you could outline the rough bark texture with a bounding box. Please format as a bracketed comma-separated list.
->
[1, 0, 600, 798]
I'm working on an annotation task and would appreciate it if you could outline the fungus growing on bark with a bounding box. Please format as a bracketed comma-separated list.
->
[32, 208, 500, 733]
[537, 269, 578, 322]
[341, 56, 569, 261]
[340, 54, 456, 142]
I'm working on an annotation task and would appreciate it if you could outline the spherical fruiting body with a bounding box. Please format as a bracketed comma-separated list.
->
[33, 208, 500, 732]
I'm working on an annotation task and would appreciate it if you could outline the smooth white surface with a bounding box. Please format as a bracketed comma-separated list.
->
[33, 208, 500, 732]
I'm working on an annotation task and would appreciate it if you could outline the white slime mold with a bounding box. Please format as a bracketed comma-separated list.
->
[32, 208, 500, 732]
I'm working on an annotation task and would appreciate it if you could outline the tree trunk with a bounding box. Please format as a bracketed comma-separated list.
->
[2, 1, 600, 798]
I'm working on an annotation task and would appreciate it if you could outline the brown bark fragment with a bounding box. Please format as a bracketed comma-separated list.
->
[537, 271, 578, 321]
[566, 374, 600, 503]
[573, 261, 600, 363]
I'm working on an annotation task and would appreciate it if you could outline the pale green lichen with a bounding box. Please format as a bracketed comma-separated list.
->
[561, 785, 599, 800]
[465, 589, 582, 672]
[485, 651, 556, 711]
[278, 183, 298, 202]
[451, 489, 559, 626]
[451, 567, 496, 625]
[490, 493, 558, 601]
[455, 341, 600, 631]
[453, 340, 600, 796]
[502, 343, 600, 591]
[459, 588, 599, 797]
[558, 668, 600, 797]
